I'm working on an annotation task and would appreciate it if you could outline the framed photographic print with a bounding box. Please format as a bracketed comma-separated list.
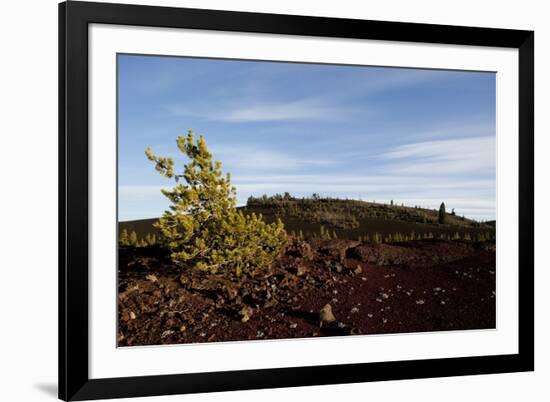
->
[59, 1, 534, 400]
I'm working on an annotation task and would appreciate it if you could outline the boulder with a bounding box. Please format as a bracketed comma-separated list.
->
[286, 239, 314, 260]
[346, 244, 373, 262]
[319, 239, 360, 262]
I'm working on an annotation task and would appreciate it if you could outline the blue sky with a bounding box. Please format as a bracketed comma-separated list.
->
[118, 54, 496, 222]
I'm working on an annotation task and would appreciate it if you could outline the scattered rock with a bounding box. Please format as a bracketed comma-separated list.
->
[161, 330, 175, 338]
[319, 303, 336, 325]
[239, 306, 254, 323]
[179, 275, 190, 287]
[296, 264, 308, 277]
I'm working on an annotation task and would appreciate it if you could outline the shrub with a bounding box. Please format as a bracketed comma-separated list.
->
[146, 131, 287, 278]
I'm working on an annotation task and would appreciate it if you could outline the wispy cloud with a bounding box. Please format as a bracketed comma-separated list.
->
[337, 68, 443, 98]
[381, 136, 496, 175]
[168, 98, 358, 123]
[210, 145, 336, 171]
[403, 122, 495, 142]
[165, 65, 467, 123]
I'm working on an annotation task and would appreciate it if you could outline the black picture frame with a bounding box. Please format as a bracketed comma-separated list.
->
[59, 1, 534, 400]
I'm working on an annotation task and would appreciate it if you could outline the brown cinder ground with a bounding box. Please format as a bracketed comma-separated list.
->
[117, 239, 495, 347]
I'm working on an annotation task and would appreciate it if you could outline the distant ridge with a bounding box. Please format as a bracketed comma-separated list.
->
[119, 200, 494, 241]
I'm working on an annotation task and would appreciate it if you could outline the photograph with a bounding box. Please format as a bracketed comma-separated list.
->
[116, 54, 497, 347]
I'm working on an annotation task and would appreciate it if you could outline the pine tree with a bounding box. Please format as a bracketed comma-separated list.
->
[146, 131, 287, 278]
[438, 202, 446, 224]
[119, 229, 130, 246]
[129, 230, 138, 247]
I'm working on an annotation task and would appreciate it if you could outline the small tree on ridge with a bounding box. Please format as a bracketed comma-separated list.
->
[438, 202, 446, 224]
